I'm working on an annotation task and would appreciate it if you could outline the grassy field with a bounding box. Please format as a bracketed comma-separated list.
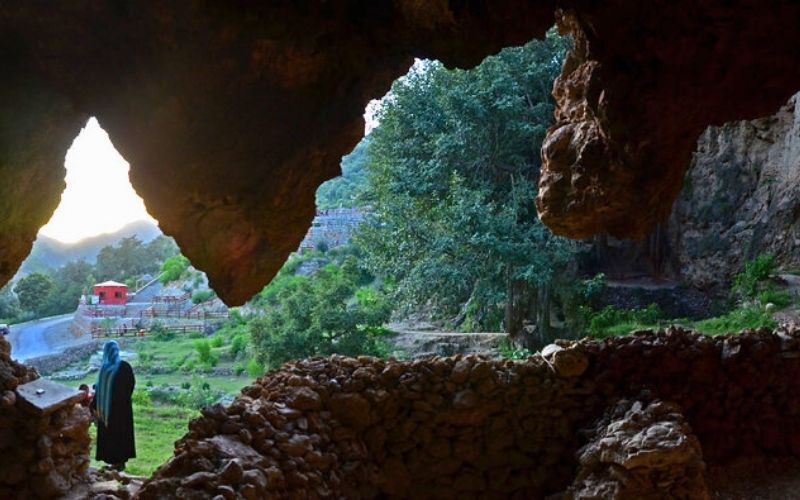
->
[56, 326, 258, 476]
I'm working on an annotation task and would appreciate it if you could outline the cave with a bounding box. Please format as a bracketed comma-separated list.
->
[3, 1, 800, 498]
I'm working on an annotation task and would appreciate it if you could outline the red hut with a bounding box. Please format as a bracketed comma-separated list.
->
[94, 281, 128, 305]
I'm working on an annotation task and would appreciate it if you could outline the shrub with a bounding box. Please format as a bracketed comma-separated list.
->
[733, 254, 776, 298]
[160, 255, 190, 284]
[757, 287, 793, 309]
[175, 377, 222, 410]
[246, 358, 264, 378]
[150, 322, 175, 341]
[692, 305, 777, 335]
[499, 338, 532, 360]
[586, 304, 662, 338]
[233, 363, 246, 376]
[194, 339, 218, 368]
[132, 389, 153, 408]
[230, 334, 248, 359]
[191, 289, 215, 304]
[211, 334, 224, 348]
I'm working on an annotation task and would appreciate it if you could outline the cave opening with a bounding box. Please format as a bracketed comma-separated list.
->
[0, 2, 800, 496]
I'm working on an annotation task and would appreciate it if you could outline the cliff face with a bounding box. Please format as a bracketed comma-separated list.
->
[671, 93, 800, 290]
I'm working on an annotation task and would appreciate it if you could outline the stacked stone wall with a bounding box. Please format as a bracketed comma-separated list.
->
[137, 327, 800, 499]
[0, 337, 91, 499]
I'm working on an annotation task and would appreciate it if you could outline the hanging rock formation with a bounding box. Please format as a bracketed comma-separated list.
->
[537, 3, 800, 240]
[1, 3, 800, 304]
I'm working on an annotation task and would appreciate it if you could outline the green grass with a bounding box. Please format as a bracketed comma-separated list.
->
[61, 331, 259, 477]
[690, 305, 777, 336]
[89, 403, 197, 476]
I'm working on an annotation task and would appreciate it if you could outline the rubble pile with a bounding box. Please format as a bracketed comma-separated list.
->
[566, 397, 708, 499]
[0, 336, 91, 499]
[138, 326, 800, 498]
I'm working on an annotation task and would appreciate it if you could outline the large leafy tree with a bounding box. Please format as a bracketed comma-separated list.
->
[14, 272, 54, 316]
[250, 256, 391, 368]
[42, 260, 95, 315]
[357, 31, 580, 347]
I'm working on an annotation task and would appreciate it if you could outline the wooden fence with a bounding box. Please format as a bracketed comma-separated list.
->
[90, 323, 205, 339]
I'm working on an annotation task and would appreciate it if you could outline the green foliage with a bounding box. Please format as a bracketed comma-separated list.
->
[757, 288, 793, 309]
[499, 338, 532, 360]
[14, 272, 55, 316]
[315, 239, 330, 254]
[356, 30, 580, 340]
[131, 389, 153, 408]
[585, 304, 663, 338]
[194, 338, 218, 368]
[175, 376, 222, 409]
[246, 358, 264, 378]
[692, 305, 777, 335]
[250, 257, 392, 368]
[229, 333, 249, 359]
[0, 284, 22, 321]
[316, 137, 371, 209]
[732, 254, 776, 298]
[210, 334, 224, 348]
[160, 255, 191, 284]
[95, 235, 177, 282]
[191, 289, 215, 304]
[579, 273, 607, 304]
[149, 321, 175, 341]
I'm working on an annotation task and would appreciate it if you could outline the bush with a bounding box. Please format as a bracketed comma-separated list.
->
[233, 363, 246, 376]
[175, 377, 223, 410]
[246, 358, 264, 378]
[150, 322, 175, 341]
[191, 289, 215, 304]
[230, 334, 248, 359]
[692, 305, 777, 335]
[132, 389, 153, 408]
[733, 254, 776, 298]
[586, 304, 663, 338]
[499, 338, 532, 360]
[194, 339, 218, 368]
[211, 334, 224, 348]
[757, 287, 793, 309]
[160, 255, 190, 284]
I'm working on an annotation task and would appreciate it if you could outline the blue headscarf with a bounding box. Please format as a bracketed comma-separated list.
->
[96, 340, 121, 425]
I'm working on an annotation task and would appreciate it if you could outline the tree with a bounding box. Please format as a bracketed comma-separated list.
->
[0, 284, 21, 320]
[250, 256, 391, 368]
[356, 30, 580, 348]
[14, 272, 55, 316]
[42, 260, 94, 316]
[160, 255, 190, 284]
[316, 137, 371, 209]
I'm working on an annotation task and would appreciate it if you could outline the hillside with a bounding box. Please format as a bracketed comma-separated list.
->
[19, 220, 161, 275]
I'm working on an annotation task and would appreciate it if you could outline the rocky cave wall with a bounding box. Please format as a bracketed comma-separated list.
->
[670, 91, 800, 291]
[134, 327, 800, 499]
[1, 2, 800, 304]
[0, 337, 91, 499]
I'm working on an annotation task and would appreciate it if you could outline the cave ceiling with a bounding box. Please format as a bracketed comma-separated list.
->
[1, 1, 799, 305]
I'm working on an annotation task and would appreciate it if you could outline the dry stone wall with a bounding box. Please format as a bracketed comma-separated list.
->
[136, 326, 800, 499]
[0, 336, 91, 499]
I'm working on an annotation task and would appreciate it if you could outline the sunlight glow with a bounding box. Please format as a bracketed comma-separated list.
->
[38, 118, 156, 243]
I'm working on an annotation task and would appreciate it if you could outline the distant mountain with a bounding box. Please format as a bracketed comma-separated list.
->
[19, 220, 162, 275]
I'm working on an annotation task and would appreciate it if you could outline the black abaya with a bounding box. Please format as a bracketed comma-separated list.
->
[91, 360, 136, 464]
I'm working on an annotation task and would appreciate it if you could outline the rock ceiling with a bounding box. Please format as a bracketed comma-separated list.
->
[1, 1, 799, 304]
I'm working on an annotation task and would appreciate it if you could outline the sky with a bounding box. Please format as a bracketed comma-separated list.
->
[38, 118, 156, 243]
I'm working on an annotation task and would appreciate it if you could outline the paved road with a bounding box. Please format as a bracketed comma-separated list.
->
[6, 314, 82, 361]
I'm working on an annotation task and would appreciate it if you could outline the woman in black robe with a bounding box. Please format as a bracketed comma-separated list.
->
[91, 340, 136, 470]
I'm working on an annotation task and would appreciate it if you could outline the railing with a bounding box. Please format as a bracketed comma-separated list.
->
[152, 293, 191, 303]
[80, 307, 126, 318]
[140, 309, 229, 320]
[91, 323, 204, 339]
